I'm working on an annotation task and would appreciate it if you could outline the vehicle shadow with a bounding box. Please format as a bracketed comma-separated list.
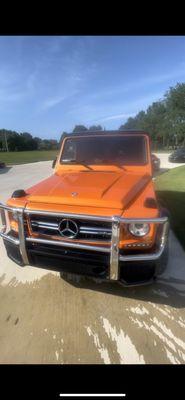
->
[60, 272, 185, 309]
[153, 168, 169, 178]
[156, 190, 185, 250]
[0, 166, 11, 174]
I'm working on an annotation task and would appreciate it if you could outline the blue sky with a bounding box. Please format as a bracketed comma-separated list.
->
[1, 36, 185, 140]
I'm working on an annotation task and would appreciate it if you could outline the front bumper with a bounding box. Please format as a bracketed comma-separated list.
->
[0, 204, 169, 286]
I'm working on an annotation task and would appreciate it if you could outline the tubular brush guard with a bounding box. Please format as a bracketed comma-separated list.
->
[0, 203, 169, 284]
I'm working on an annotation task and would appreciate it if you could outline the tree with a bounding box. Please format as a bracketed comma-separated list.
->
[120, 82, 185, 149]
[164, 83, 185, 146]
[144, 102, 167, 148]
[7, 132, 21, 151]
[119, 118, 137, 130]
[20, 132, 38, 150]
[39, 139, 59, 150]
[72, 125, 88, 133]
[119, 101, 168, 149]
[34, 137, 43, 150]
[0, 129, 18, 151]
[119, 111, 146, 131]
[0, 129, 59, 151]
[0, 139, 3, 151]
[88, 125, 103, 131]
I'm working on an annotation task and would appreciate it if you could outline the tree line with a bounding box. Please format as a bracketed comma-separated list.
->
[60, 83, 185, 150]
[0, 130, 59, 152]
[119, 83, 185, 150]
[0, 126, 103, 152]
[1, 82, 185, 152]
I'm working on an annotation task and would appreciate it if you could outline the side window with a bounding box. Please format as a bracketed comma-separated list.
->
[62, 140, 77, 161]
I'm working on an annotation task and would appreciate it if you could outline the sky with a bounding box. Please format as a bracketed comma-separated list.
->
[0, 35, 185, 140]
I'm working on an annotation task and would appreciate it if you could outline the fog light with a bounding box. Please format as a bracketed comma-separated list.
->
[128, 223, 150, 237]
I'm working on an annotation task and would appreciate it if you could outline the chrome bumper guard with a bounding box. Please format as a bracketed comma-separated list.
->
[0, 203, 169, 281]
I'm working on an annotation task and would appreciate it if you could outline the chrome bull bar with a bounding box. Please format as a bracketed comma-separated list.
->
[0, 203, 169, 281]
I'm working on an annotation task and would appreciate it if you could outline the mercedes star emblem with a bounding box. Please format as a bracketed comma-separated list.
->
[59, 218, 78, 238]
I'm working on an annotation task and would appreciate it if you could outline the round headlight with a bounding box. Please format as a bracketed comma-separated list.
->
[128, 223, 150, 237]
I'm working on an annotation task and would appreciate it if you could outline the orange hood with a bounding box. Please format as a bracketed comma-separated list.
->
[26, 170, 151, 210]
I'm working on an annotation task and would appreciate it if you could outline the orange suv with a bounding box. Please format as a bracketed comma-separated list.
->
[0, 131, 169, 286]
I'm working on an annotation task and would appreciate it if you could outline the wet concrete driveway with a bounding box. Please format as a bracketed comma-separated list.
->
[0, 160, 185, 364]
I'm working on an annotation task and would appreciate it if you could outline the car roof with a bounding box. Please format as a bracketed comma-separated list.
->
[63, 130, 150, 138]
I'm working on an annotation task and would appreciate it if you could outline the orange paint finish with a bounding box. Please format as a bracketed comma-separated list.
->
[23, 170, 151, 210]
[6, 133, 159, 250]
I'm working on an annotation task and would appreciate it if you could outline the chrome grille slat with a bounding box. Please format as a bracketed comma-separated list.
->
[30, 215, 111, 241]
[32, 224, 59, 231]
[31, 221, 58, 227]
[80, 226, 111, 232]
[31, 222, 59, 231]
[80, 230, 111, 236]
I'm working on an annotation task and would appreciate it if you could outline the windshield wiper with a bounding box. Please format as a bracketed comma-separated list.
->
[61, 159, 93, 170]
[61, 158, 126, 171]
[113, 163, 127, 171]
[101, 159, 127, 170]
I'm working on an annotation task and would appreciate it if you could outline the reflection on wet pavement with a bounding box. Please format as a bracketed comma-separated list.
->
[0, 234, 185, 364]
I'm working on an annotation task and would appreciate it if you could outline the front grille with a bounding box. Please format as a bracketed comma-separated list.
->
[29, 214, 112, 241]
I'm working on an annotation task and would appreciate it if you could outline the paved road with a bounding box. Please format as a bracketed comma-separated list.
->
[0, 156, 185, 364]
[154, 152, 185, 169]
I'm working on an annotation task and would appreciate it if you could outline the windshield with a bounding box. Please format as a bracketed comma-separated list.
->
[60, 135, 147, 165]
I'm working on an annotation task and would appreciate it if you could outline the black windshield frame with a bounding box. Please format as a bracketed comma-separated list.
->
[60, 135, 148, 166]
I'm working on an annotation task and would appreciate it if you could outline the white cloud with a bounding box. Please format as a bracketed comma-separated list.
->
[40, 90, 79, 111]
[41, 95, 67, 110]
[85, 62, 185, 103]
[94, 112, 136, 122]
[69, 91, 165, 127]
[0, 88, 26, 103]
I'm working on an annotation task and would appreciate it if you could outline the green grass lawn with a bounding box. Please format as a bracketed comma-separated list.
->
[155, 166, 185, 249]
[0, 150, 58, 165]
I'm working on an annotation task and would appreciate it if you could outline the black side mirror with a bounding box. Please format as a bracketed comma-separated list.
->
[52, 158, 57, 168]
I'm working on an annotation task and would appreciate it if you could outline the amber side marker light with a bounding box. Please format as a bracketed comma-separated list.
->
[124, 242, 152, 248]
